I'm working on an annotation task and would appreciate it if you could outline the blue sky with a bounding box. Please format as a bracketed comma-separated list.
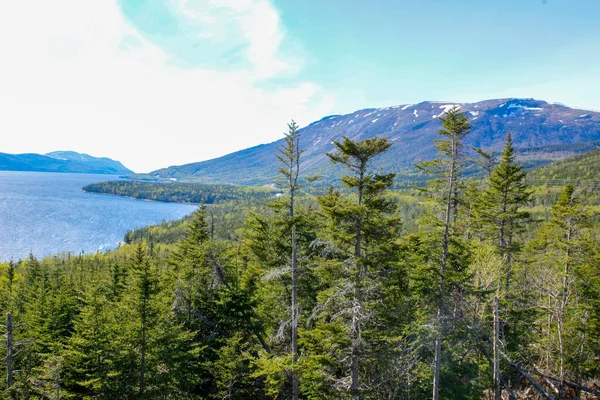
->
[1, 0, 599, 172]
[121, 0, 600, 112]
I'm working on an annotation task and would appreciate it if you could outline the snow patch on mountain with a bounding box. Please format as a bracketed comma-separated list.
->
[433, 104, 460, 118]
[508, 103, 543, 111]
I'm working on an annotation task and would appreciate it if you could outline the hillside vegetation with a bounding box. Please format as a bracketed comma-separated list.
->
[527, 146, 600, 186]
[83, 180, 276, 204]
[2, 110, 599, 399]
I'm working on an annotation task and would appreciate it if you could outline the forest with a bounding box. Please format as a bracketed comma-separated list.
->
[1, 110, 599, 399]
[82, 181, 276, 205]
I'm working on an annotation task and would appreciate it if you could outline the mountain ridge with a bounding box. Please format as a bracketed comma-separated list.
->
[133, 98, 600, 185]
[0, 151, 133, 175]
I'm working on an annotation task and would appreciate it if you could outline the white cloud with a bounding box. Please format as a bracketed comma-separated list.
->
[217, 0, 289, 78]
[0, 0, 334, 173]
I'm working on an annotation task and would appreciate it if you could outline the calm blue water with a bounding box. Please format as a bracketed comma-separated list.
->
[0, 171, 196, 261]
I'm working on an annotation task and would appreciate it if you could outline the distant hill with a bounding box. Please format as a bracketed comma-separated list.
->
[0, 151, 132, 174]
[527, 146, 600, 187]
[134, 98, 600, 185]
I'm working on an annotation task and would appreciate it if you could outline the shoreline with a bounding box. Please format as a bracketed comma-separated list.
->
[81, 189, 202, 206]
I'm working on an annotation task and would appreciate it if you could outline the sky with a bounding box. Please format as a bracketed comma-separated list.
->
[1, 0, 599, 173]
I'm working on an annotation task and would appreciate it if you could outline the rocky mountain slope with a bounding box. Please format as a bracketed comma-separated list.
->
[138, 98, 600, 185]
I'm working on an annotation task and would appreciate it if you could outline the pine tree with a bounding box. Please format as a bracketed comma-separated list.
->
[61, 279, 121, 397]
[313, 136, 399, 398]
[247, 206, 322, 398]
[121, 244, 200, 397]
[170, 206, 215, 329]
[416, 107, 471, 400]
[0, 261, 18, 314]
[171, 205, 273, 396]
[525, 185, 598, 398]
[473, 147, 494, 178]
[274, 120, 303, 399]
[474, 132, 531, 291]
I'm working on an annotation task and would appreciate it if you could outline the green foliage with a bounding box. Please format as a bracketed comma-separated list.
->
[3, 123, 600, 399]
[472, 132, 532, 291]
[520, 185, 600, 386]
[83, 180, 276, 204]
[311, 136, 402, 398]
[527, 146, 600, 184]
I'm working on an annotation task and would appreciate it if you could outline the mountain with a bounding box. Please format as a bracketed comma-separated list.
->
[0, 151, 133, 174]
[45, 151, 133, 174]
[136, 98, 600, 185]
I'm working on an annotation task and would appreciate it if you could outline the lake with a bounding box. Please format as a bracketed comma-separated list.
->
[0, 171, 197, 261]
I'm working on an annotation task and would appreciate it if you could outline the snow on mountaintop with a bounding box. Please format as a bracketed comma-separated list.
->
[135, 98, 600, 185]
[433, 104, 461, 119]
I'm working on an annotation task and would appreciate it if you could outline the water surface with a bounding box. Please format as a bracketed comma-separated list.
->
[0, 171, 196, 261]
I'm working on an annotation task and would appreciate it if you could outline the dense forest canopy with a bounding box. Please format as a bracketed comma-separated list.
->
[83, 181, 276, 205]
[1, 109, 599, 399]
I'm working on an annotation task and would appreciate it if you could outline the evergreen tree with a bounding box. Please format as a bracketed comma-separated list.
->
[311, 136, 399, 398]
[246, 198, 322, 398]
[525, 185, 599, 398]
[473, 147, 494, 178]
[474, 132, 531, 291]
[121, 244, 199, 397]
[171, 205, 273, 397]
[416, 107, 471, 400]
[170, 206, 216, 330]
[62, 278, 121, 397]
[276, 120, 303, 399]
[0, 261, 18, 314]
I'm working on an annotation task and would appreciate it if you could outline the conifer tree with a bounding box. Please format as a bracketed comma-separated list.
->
[0, 261, 17, 314]
[250, 121, 324, 398]
[121, 244, 199, 397]
[314, 136, 399, 398]
[416, 107, 471, 400]
[171, 205, 273, 396]
[170, 206, 214, 328]
[474, 132, 531, 291]
[275, 120, 303, 399]
[61, 279, 120, 397]
[525, 185, 598, 398]
[473, 147, 494, 178]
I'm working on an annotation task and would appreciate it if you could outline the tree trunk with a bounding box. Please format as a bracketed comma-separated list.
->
[496, 344, 556, 400]
[54, 365, 61, 400]
[140, 299, 147, 395]
[291, 224, 299, 400]
[6, 313, 13, 390]
[499, 185, 510, 292]
[493, 296, 501, 400]
[505, 234, 513, 292]
[558, 228, 572, 400]
[433, 141, 457, 400]
[350, 168, 365, 399]
[288, 137, 300, 400]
